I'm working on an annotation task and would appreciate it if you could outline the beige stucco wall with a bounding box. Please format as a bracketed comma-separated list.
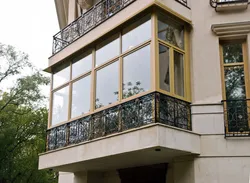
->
[194, 157, 250, 183]
[189, 0, 250, 104]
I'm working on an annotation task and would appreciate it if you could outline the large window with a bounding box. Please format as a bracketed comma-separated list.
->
[96, 61, 119, 109]
[220, 41, 250, 133]
[71, 76, 91, 118]
[123, 45, 151, 99]
[52, 86, 69, 125]
[157, 12, 187, 99]
[49, 11, 190, 128]
[50, 15, 152, 127]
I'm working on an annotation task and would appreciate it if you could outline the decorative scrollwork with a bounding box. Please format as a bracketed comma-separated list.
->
[223, 99, 250, 137]
[175, 0, 188, 7]
[46, 92, 191, 151]
[52, 0, 136, 54]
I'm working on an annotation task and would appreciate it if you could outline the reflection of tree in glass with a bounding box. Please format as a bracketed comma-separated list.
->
[225, 66, 246, 100]
[223, 44, 243, 64]
[122, 81, 145, 99]
[223, 44, 248, 132]
[95, 81, 145, 109]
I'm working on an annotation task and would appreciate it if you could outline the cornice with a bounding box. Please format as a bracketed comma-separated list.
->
[211, 21, 250, 37]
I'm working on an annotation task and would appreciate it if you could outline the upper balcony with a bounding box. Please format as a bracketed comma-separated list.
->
[39, 8, 200, 171]
[52, 0, 190, 55]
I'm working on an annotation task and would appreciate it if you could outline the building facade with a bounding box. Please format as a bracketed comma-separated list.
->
[39, 0, 250, 182]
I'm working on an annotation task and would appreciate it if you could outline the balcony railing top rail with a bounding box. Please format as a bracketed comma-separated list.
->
[222, 99, 250, 137]
[210, 0, 249, 8]
[52, 0, 190, 55]
[46, 92, 191, 152]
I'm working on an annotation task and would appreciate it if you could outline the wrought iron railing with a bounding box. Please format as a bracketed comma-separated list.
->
[223, 99, 250, 137]
[210, 0, 249, 8]
[52, 0, 136, 54]
[52, 0, 191, 55]
[175, 0, 188, 8]
[46, 92, 191, 151]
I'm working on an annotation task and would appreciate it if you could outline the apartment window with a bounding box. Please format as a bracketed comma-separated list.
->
[122, 15, 151, 53]
[96, 34, 120, 67]
[95, 61, 119, 109]
[53, 63, 70, 89]
[123, 45, 151, 99]
[51, 86, 69, 125]
[49, 15, 152, 127]
[49, 11, 190, 128]
[72, 52, 92, 79]
[157, 12, 187, 99]
[158, 13, 184, 49]
[220, 41, 250, 133]
[71, 75, 91, 118]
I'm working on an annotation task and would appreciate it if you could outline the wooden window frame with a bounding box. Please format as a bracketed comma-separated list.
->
[48, 9, 191, 129]
[155, 11, 191, 103]
[219, 40, 250, 134]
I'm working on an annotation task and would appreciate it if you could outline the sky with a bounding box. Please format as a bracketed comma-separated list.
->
[0, 0, 59, 70]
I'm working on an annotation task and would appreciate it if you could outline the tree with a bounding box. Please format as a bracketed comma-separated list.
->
[0, 43, 57, 183]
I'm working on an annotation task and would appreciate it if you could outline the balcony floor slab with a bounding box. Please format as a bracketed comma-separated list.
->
[39, 124, 200, 172]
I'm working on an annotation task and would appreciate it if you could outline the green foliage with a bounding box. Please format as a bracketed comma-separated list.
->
[0, 43, 57, 183]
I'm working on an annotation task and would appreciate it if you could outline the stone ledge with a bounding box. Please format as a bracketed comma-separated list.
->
[211, 21, 250, 37]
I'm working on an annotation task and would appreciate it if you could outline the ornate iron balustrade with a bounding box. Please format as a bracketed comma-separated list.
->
[210, 0, 249, 8]
[223, 99, 250, 137]
[175, 0, 188, 7]
[52, 0, 136, 54]
[52, 0, 191, 55]
[46, 92, 191, 151]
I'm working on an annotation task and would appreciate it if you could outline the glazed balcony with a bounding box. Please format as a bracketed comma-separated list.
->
[223, 99, 250, 137]
[46, 92, 191, 151]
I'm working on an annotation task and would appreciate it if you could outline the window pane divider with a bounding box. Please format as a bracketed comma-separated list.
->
[223, 62, 244, 67]
[170, 47, 175, 95]
[158, 39, 185, 54]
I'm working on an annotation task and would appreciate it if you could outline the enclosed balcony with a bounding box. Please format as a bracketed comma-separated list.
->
[39, 8, 199, 171]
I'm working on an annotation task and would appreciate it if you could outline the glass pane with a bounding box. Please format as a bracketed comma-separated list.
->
[123, 45, 151, 99]
[96, 61, 119, 109]
[159, 44, 170, 92]
[71, 75, 91, 118]
[96, 34, 119, 67]
[72, 52, 92, 78]
[52, 86, 69, 125]
[174, 51, 184, 97]
[53, 64, 70, 89]
[224, 66, 246, 100]
[223, 43, 243, 64]
[122, 15, 151, 53]
[158, 13, 184, 49]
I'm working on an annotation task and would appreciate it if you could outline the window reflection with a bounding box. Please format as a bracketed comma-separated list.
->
[159, 44, 170, 92]
[53, 64, 70, 89]
[71, 76, 91, 118]
[224, 66, 246, 100]
[158, 13, 184, 49]
[96, 61, 119, 108]
[96, 34, 120, 67]
[72, 52, 92, 78]
[52, 86, 69, 125]
[123, 45, 151, 99]
[122, 15, 151, 53]
[223, 43, 243, 64]
[174, 51, 184, 97]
